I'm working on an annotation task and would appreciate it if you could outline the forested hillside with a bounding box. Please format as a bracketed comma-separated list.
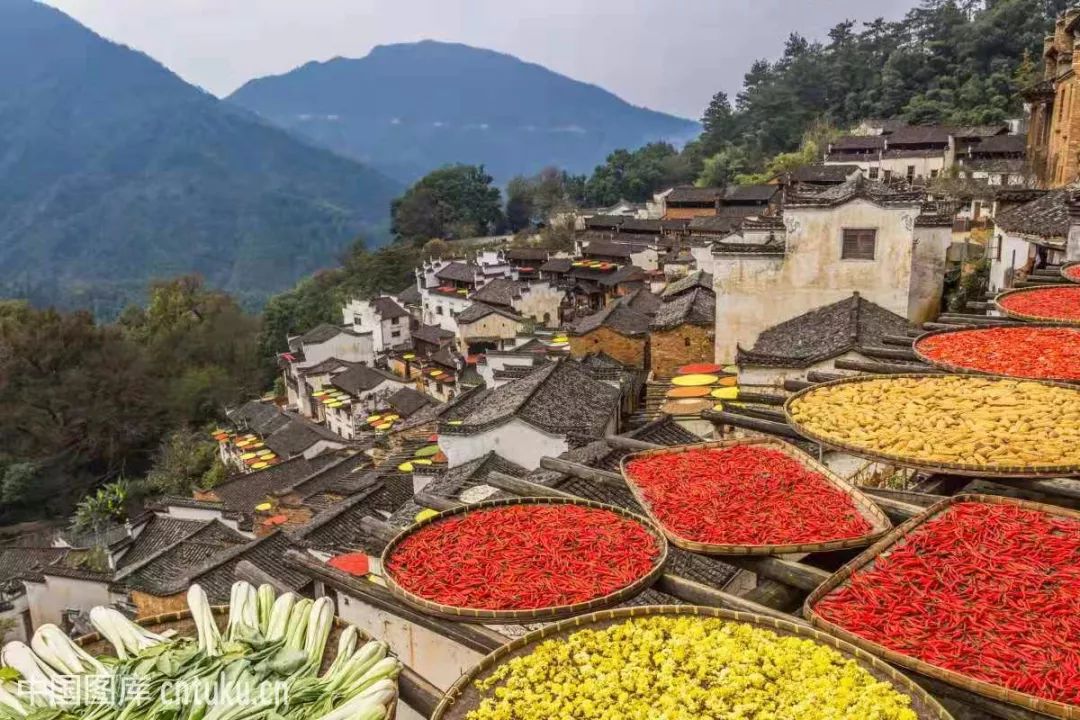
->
[0, 0, 401, 316]
[574, 0, 1066, 204]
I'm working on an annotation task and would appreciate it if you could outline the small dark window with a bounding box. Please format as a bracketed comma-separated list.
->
[391, 330, 401, 338]
[906, 165, 916, 182]
[883, 169, 892, 182]
[684, 337, 691, 347]
[868, 167, 879, 180]
[436, 306, 444, 315]
[930, 169, 939, 178]
[994, 235, 1003, 261]
[842, 229, 877, 260]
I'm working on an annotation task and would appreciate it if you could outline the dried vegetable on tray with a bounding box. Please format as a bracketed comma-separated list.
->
[914, 326, 1080, 382]
[621, 441, 888, 553]
[996, 285, 1080, 324]
[808, 496, 1080, 716]
[383, 500, 665, 618]
[786, 374, 1080, 475]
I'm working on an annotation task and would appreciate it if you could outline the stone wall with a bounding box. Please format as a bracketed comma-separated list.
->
[568, 327, 646, 368]
[650, 324, 713, 376]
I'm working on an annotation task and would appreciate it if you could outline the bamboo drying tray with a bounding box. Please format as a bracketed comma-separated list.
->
[618, 438, 892, 555]
[1060, 261, 1080, 284]
[912, 325, 1080, 384]
[994, 284, 1080, 325]
[431, 604, 952, 720]
[75, 605, 397, 719]
[380, 497, 669, 623]
[805, 494, 1080, 720]
[784, 372, 1080, 478]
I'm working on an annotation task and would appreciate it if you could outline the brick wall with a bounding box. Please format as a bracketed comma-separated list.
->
[651, 324, 714, 376]
[663, 207, 717, 220]
[568, 327, 646, 368]
[130, 590, 187, 618]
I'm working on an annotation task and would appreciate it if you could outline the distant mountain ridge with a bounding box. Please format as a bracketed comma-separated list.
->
[227, 41, 700, 183]
[0, 0, 401, 314]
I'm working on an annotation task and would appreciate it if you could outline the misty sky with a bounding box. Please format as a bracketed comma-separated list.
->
[44, 0, 918, 119]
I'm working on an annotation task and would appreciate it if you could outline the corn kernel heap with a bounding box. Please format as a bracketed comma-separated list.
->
[467, 616, 919, 720]
[788, 376, 1080, 469]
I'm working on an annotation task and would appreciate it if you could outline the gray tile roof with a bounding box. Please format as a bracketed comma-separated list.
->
[652, 287, 715, 330]
[299, 324, 349, 344]
[969, 134, 1026, 155]
[397, 284, 422, 305]
[372, 296, 410, 320]
[113, 520, 248, 596]
[687, 215, 744, 234]
[995, 187, 1073, 240]
[262, 415, 344, 457]
[211, 453, 342, 514]
[117, 515, 207, 570]
[295, 479, 413, 555]
[300, 357, 359, 375]
[189, 531, 312, 603]
[470, 278, 524, 307]
[444, 359, 620, 435]
[736, 293, 909, 367]
[617, 288, 662, 316]
[277, 452, 370, 500]
[786, 176, 923, 207]
[505, 248, 549, 261]
[723, 184, 778, 203]
[331, 365, 405, 396]
[387, 452, 528, 528]
[788, 164, 861, 183]
[662, 270, 713, 299]
[583, 239, 634, 259]
[411, 323, 454, 346]
[456, 302, 524, 324]
[830, 135, 886, 151]
[668, 186, 724, 204]
[539, 257, 573, 273]
[570, 302, 651, 337]
[0, 547, 68, 584]
[386, 387, 433, 417]
[435, 262, 478, 283]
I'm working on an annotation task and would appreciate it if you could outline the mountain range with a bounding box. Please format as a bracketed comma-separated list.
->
[0, 0, 400, 313]
[1, 2, 696, 312]
[227, 41, 699, 183]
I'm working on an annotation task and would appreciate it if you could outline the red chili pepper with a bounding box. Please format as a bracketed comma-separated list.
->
[385, 504, 660, 610]
[998, 286, 1080, 322]
[1065, 265, 1080, 283]
[916, 326, 1080, 381]
[624, 446, 873, 545]
[814, 501, 1080, 706]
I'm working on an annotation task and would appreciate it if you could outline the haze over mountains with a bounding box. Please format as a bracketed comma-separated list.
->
[1, 1, 696, 312]
[227, 41, 700, 183]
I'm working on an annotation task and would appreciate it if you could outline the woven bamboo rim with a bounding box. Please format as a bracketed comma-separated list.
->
[912, 325, 1080, 384]
[1060, 261, 1080, 284]
[994, 284, 1080, 326]
[618, 438, 892, 555]
[74, 605, 398, 719]
[805, 493, 1080, 720]
[380, 496, 669, 623]
[431, 604, 952, 720]
[784, 372, 1080, 478]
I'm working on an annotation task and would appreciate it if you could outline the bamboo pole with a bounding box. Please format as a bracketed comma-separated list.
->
[655, 573, 809, 627]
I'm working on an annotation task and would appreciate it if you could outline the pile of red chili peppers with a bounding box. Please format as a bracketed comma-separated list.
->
[998, 285, 1080, 321]
[1065, 264, 1080, 282]
[915, 326, 1080, 381]
[385, 504, 660, 610]
[624, 446, 873, 545]
[814, 501, 1080, 706]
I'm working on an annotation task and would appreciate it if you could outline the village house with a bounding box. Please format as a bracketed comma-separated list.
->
[568, 299, 652, 369]
[0, 548, 68, 640]
[280, 324, 375, 413]
[649, 271, 716, 376]
[776, 164, 862, 190]
[952, 133, 1029, 186]
[436, 359, 622, 469]
[990, 187, 1079, 290]
[321, 365, 411, 439]
[469, 277, 563, 328]
[663, 185, 780, 221]
[1024, 6, 1080, 187]
[502, 247, 550, 280]
[713, 177, 951, 361]
[420, 345, 467, 402]
[341, 295, 413, 354]
[454, 302, 528, 355]
[224, 400, 347, 469]
[736, 293, 910, 387]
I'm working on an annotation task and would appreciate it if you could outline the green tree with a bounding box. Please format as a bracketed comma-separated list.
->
[584, 143, 695, 206]
[696, 146, 749, 187]
[391, 164, 503, 241]
[700, 91, 737, 155]
[505, 177, 536, 232]
[73, 481, 129, 533]
[144, 428, 225, 495]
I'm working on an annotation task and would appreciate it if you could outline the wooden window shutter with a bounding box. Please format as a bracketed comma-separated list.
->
[842, 229, 877, 260]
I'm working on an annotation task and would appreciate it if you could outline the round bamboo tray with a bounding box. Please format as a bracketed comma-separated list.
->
[994, 284, 1080, 325]
[431, 604, 952, 720]
[1060, 261, 1080, 284]
[75, 605, 398, 719]
[912, 325, 1080, 384]
[784, 373, 1080, 478]
[380, 497, 669, 624]
[805, 494, 1080, 720]
[618, 438, 892, 555]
